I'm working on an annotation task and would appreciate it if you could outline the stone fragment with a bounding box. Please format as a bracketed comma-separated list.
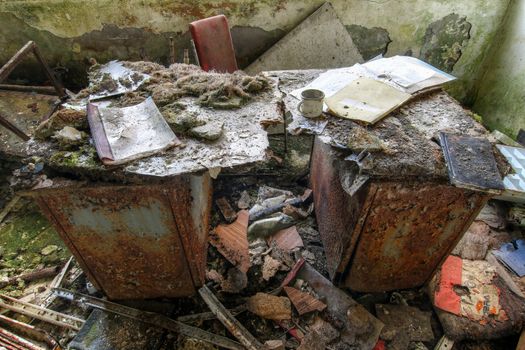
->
[264, 339, 285, 350]
[297, 317, 339, 349]
[205, 269, 223, 284]
[375, 304, 433, 346]
[237, 190, 252, 210]
[163, 110, 205, 133]
[52, 126, 85, 148]
[190, 121, 224, 141]
[249, 238, 268, 266]
[262, 255, 281, 281]
[246, 293, 291, 321]
[40, 245, 58, 256]
[221, 267, 248, 293]
[452, 221, 489, 260]
[35, 108, 88, 140]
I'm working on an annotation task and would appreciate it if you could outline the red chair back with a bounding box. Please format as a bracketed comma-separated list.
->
[190, 15, 238, 73]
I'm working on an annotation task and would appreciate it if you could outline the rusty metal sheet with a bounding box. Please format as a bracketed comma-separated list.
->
[344, 182, 488, 292]
[33, 174, 211, 300]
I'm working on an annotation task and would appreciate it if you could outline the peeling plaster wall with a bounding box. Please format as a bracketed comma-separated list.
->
[472, 0, 525, 139]
[0, 0, 510, 103]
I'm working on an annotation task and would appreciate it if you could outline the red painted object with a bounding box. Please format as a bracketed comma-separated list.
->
[190, 15, 238, 73]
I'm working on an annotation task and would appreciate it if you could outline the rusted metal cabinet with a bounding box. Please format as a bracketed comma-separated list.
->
[32, 174, 211, 300]
[310, 136, 489, 292]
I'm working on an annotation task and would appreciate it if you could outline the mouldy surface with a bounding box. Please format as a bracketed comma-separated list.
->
[0, 201, 69, 297]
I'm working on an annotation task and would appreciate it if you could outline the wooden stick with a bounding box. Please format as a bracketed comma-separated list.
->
[0, 195, 20, 224]
[0, 265, 62, 289]
[199, 285, 263, 350]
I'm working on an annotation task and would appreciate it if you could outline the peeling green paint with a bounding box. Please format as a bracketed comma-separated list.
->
[345, 24, 391, 60]
[420, 14, 471, 72]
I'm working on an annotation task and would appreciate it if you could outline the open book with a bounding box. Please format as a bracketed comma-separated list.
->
[87, 97, 180, 166]
[291, 56, 455, 124]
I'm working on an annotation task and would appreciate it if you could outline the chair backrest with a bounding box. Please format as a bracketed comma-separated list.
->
[189, 15, 238, 73]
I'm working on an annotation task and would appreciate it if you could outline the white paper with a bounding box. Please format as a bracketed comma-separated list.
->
[290, 64, 371, 100]
[364, 56, 435, 88]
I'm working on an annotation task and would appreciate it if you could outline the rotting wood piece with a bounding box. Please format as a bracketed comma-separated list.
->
[216, 197, 237, 223]
[198, 285, 263, 350]
[0, 264, 63, 289]
[0, 113, 30, 141]
[53, 288, 245, 350]
[209, 210, 251, 273]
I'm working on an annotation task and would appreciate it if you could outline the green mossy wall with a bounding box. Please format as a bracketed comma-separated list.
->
[472, 0, 525, 139]
[0, 0, 511, 105]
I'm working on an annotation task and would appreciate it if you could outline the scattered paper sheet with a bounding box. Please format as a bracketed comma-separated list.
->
[434, 255, 508, 323]
[364, 56, 435, 88]
[325, 77, 411, 124]
[87, 97, 180, 166]
[364, 56, 456, 94]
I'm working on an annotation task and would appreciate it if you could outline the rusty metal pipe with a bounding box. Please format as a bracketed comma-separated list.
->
[0, 41, 66, 99]
[0, 84, 58, 95]
[0, 315, 61, 350]
[0, 113, 29, 141]
[31, 44, 66, 99]
[0, 328, 45, 350]
[0, 337, 22, 350]
[0, 41, 35, 83]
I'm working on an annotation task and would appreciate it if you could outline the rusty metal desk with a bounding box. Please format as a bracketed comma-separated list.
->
[274, 70, 492, 292]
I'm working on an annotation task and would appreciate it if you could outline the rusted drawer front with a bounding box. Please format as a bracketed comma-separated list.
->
[344, 182, 487, 292]
[34, 175, 211, 300]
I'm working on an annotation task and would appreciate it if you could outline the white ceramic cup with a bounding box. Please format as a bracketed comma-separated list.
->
[297, 89, 325, 118]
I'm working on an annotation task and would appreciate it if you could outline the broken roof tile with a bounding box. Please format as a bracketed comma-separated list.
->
[269, 226, 304, 251]
[209, 210, 250, 273]
[283, 286, 326, 315]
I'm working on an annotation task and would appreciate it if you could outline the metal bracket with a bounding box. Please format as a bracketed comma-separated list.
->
[0, 41, 67, 141]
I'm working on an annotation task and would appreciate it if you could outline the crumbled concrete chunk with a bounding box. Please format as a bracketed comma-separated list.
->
[246, 293, 291, 320]
[190, 121, 224, 141]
